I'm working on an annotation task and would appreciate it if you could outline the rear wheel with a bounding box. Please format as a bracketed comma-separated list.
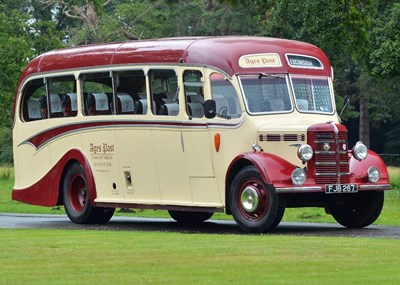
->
[229, 166, 281, 233]
[62, 163, 114, 224]
[168, 211, 213, 224]
[328, 191, 384, 228]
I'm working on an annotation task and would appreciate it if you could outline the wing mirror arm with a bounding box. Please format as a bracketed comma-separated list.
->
[339, 95, 350, 118]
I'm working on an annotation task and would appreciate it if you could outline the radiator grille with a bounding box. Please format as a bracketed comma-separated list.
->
[313, 131, 350, 184]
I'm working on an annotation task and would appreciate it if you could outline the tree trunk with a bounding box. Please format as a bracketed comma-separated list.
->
[359, 96, 370, 148]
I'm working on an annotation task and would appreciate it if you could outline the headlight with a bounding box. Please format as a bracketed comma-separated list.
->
[291, 168, 306, 185]
[368, 166, 380, 183]
[353, 141, 368, 161]
[297, 144, 313, 162]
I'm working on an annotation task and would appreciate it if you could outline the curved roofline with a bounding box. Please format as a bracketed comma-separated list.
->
[18, 36, 332, 86]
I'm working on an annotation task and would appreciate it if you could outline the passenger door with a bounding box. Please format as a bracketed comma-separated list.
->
[181, 69, 221, 206]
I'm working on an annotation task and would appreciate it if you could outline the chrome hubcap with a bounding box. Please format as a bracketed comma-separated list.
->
[240, 186, 259, 213]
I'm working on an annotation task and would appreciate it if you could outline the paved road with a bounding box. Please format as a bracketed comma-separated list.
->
[0, 213, 399, 239]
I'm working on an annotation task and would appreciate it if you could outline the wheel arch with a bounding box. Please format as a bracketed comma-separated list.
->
[57, 149, 97, 207]
[225, 152, 295, 214]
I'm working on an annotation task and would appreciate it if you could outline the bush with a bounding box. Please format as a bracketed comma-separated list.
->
[0, 127, 13, 164]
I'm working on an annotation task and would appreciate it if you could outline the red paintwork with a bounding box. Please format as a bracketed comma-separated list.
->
[307, 122, 349, 184]
[228, 152, 296, 185]
[12, 149, 96, 207]
[307, 122, 348, 133]
[18, 37, 331, 83]
[14, 37, 332, 124]
[349, 150, 389, 184]
[227, 147, 390, 191]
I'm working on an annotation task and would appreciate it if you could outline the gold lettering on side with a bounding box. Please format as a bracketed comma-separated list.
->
[89, 142, 116, 173]
[239, 53, 282, 68]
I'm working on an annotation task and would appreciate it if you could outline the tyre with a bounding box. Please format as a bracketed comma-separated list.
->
[229, 165, 281, 233]
[328, 191, 384, 228]
[168, 210, 214, 224]
[62, 163, 114, 224]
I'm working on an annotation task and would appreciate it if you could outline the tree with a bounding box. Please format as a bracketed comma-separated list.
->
[0, 6, 33, 128]
[370, 2, 400, 77]
[249, 0, 389, 148]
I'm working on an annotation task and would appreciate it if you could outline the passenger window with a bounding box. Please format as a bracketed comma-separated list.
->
[21, 78, 47, 122]
[210, 73, 241, 118]
[113, 70, 146, 115]
[149, 69, 179, 116]
[48, 75, 77, 118]
[184, 70, 204, 118]
[81, 72, 113, 116]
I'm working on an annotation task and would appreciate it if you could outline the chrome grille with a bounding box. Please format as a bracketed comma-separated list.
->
[313, 132, 350, 184]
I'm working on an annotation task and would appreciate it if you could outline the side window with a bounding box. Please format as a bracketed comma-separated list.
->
[210, 73, 241, 118]
[149, 69, 178, 116]
[81, 72, 113, 116]
[48, 75, 77, 118]
[21, 78, 47, 122]
[113, 70, 147, 115]
[184, 70, 204, 118]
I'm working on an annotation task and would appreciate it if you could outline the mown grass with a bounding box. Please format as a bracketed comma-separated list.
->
[0, 229, 399, 285]
[1, 165, 400, 225]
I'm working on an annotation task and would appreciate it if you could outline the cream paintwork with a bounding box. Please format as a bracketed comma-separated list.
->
[13, 117, 51, 190]
[13, 63, 340, 209]
[257, 112, 340, 166]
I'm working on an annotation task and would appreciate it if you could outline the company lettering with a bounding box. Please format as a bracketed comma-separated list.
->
[90, 143, 115, 154]
[244, 57, 277, 66]
[239, 53, 282, 68]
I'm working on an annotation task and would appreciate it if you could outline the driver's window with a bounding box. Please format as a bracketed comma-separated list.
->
[210, 73, 241, 118]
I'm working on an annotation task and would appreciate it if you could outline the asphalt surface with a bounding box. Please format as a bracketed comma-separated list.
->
[0, 213, 399, 238]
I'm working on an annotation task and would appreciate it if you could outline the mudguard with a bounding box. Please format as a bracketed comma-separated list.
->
[12, 149, 97, 207]
[227, 151, 296, 187]
[349, 150, 390, 185]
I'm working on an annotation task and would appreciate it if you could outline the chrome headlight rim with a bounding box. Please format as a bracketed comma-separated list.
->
[291, 168, 306, 185]
[353, 141, 368, 161]
[367, 166, 380, 183]
[297, 144, 313, 162]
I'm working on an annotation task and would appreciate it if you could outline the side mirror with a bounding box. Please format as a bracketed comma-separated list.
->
[204, 99, 216, 119]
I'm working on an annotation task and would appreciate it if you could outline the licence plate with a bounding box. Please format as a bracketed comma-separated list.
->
[325, 184, 358, 194]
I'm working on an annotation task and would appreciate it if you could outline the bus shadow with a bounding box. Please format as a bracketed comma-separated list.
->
[53, 217, 384, 238]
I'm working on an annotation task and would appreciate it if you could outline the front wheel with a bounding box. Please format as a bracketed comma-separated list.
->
[229, 166, 282, 233]
[328, 191, 384, 228]
[62, 163, 114, 224]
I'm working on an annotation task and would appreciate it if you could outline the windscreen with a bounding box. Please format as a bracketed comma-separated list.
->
[240, 75, 292, 114]
[239, 74, 334, 115]
[291, 76, 333, 113]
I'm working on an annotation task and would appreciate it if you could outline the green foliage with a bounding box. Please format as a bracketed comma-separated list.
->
[0, 128, 13, 164]
[371, 3, 400, 76]
[0, 7, 33, 128]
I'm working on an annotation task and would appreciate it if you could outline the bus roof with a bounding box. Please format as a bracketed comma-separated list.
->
[19, 36, 332, 84]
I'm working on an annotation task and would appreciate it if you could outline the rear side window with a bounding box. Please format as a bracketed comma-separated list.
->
[21, 78, 46, 122]
[113, 70, 147, 115]
[81, 72, 113, 116]
[21, 75, 77, 122]
[48, 75, 77, 118]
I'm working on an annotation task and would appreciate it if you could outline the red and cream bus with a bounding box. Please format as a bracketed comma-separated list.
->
[12, 36, 390, 233]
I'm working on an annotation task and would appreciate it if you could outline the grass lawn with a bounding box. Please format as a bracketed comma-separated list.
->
[0, 229, 399, 285]
[1, 166, 400, 284]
